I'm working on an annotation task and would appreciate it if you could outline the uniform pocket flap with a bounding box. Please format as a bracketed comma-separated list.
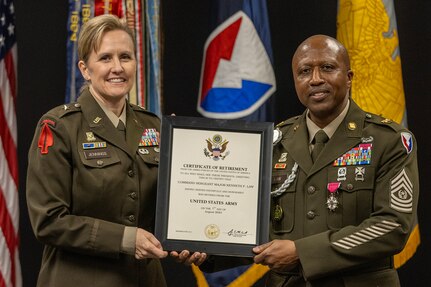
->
[137, 147, 160, 166]
[79, 147, 121, 168]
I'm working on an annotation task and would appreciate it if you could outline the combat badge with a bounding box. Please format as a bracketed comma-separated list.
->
[327, 182, 341, 211]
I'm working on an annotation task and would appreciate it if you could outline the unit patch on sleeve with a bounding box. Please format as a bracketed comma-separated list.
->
[38, 119, 56, 154]
[390, 168, 413, 213]
[400, 132, 413, 154]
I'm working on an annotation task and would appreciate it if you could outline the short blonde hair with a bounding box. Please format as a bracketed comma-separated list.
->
[77, 14, 135, 63]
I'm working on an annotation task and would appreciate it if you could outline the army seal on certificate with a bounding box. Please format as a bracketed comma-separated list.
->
[205, 224, 220, 239]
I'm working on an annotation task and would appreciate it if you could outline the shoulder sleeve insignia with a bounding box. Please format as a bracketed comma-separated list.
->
[401, 132, 413, 154]
[38, 119, 56, 154]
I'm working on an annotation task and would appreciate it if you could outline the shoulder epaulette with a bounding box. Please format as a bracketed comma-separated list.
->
[276, 115, 300, 128]
[364, 112, 404, 132]
[47, 103, 82, 119]
[130, 103, 159, 118]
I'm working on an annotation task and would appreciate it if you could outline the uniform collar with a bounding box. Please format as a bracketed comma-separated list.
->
[93, 94, 127, 128]
[306, 99, 350, 144]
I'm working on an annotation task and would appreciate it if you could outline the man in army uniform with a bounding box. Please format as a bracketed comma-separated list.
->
[253, 35, 419, 286]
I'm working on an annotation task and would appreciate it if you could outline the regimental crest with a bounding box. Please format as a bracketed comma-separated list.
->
[204, 134, 230, 160]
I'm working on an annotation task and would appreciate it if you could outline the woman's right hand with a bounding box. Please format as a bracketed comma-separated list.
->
[135, 228, 168, 260]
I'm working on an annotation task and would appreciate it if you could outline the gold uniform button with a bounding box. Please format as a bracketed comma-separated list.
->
[128, 215, 135, 222]
[128, 170, 135, 177]
[97, 160, 104, 166]
[129, 192, 137, 200]
[347, 183, 354, 190]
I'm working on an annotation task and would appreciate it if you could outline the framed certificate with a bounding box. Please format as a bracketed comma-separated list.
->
[155, 116, 273, 257]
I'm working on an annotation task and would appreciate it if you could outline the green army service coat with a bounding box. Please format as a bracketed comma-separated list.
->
[26, 88, 166, 287]
[268, 101, 419, 287]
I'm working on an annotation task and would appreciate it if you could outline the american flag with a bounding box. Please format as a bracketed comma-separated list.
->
[0, 0, 22, 286]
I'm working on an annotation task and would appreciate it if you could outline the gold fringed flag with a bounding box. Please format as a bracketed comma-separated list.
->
[192, 264, 269, 287]
[337, 0, 420, 268]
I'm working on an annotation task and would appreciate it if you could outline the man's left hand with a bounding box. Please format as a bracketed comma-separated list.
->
[253, 240, 299, 271]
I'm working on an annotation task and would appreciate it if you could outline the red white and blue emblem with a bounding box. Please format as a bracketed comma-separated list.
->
[401, 132, 413, 154]
[197, 11, 276, 119]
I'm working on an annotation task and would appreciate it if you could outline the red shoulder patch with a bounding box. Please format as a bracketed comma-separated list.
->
[38, 119, 56, 154]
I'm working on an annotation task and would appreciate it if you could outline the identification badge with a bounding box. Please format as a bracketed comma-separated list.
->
[83, 148, 111, 159]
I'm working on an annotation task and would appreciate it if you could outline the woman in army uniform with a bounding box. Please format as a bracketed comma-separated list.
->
[253, 35, 419, 286]
[26, 14, 205, 287]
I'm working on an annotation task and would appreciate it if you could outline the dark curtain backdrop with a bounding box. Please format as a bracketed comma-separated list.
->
[14, 0, 430, 286]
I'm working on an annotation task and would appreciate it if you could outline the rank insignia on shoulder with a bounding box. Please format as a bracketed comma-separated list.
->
[139, 128, 159, 146]
[381, 118, 393, 124]
[82, 142, 107, 149]
[274, 163, 287, 169]
[38, 119, 56, 155]
[400, 132, 413, 154]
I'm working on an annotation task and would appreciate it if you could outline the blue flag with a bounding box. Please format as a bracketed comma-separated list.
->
[197, 0, 276, 121]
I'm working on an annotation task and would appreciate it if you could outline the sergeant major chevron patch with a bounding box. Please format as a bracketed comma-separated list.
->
[390, 169, 413, 213]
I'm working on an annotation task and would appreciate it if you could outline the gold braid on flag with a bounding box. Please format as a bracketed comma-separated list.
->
[192, 264, 269, 287]
[337, 0, 419, 268]
[337, 0, 405, 124]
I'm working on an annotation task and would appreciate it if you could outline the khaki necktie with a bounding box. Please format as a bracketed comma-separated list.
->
[117, 120, 126, 139]
[311, 130, 329, 162]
